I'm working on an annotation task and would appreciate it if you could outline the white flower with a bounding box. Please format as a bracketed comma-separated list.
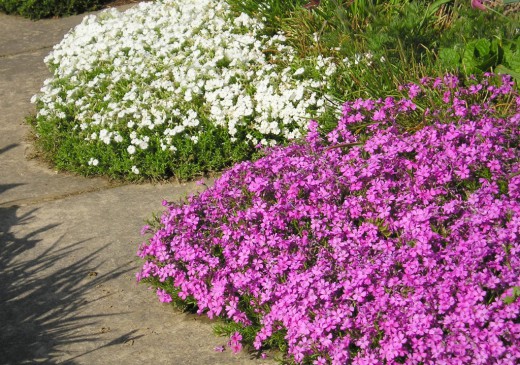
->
[131, 165, 140, 174]
[184, 89, 192, 102]
[88, 158, 99, 166]
[293, 67, 305, 76]
[325, 63, 337, 77]
[127, 145, 136, 154]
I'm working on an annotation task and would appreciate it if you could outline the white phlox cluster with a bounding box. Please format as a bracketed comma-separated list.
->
[32, 0, 337, 173]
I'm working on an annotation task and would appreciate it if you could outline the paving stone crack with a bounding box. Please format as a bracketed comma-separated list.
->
[0, 45, 54, 59]
[0, 183, 128, 207]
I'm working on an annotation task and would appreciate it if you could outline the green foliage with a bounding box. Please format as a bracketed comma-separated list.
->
[142, 275, 200, 313]
[229, 0, 520, 104]
[438, 34, 520, 81]
[226, 0, 306, 36]
[213, 319, 290, 356]
[0, 0, 108, 19]
[29, 110, 255, 181]
[435, 1, 520, 77]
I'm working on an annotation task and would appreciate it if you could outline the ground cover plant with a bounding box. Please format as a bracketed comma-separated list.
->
[137, 75, 520, 364]
[29, 0, 338, 180]
[0, 0, 110, 19]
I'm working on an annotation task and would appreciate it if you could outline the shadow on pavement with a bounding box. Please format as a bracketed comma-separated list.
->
[0, 143, 18, 155]
[0, 183, 24, 195]
[0, 144, 25, 198]
[0, 200, 139, 364]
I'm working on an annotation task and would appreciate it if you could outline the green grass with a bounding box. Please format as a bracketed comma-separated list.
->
[227, 0, 520, 101]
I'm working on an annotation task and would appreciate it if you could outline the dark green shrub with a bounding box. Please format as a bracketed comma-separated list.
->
[0, 0, 109, 19]
[434, 2, 520, 80]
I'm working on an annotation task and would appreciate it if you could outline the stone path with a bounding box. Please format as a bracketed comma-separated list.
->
[0, 5, 273, 364]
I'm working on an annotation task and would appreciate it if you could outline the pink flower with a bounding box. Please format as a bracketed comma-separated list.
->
[230, 331, 242, 343]
[229, 341, 242, 354]
[408, 83, 421, 98]
[228, 332, 243, 354]
[140, 225, 151, 235]
[156, 288, 172, 303]
[471, 0, 487, 11]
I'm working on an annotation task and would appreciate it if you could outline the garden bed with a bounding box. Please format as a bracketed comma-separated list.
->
[24, 0, 520, 363]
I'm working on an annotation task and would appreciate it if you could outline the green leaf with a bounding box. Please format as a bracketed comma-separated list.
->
[462, 39, 499, 72]
[490, 37, 501, 58]
[473, 39, 491, 57]
[438, 47, 461, 68]
[503, 43, 520, 72]
[462, 45, 478, 72]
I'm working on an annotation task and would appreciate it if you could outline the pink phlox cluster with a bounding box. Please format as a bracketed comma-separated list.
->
[138, 74, 520, 364]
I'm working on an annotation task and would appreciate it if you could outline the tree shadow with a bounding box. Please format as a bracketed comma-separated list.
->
[0, 203, 141, 364]
[0, 183, 24, 195]
[0, 144, 25, 196]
